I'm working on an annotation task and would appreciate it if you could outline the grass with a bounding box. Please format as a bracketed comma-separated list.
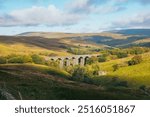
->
[0, 64, 149, 100]
[0, 43, 70, 56]
[98, 52, 150, 87]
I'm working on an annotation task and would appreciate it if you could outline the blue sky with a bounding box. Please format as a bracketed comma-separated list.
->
[0, 0, 150, 35]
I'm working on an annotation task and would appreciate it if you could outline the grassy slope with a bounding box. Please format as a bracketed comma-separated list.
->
[99, 52, 150, 87]
[0, 36, 72, 56]
[0, 31, 149, 57]
[0, 64, 149, 100]
[0, 34, 104, 56]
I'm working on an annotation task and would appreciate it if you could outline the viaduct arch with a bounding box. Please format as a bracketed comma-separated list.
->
[46, 54, 99, 68]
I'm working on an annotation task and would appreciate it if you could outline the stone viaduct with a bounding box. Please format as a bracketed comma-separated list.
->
[46, 54, 99, 68]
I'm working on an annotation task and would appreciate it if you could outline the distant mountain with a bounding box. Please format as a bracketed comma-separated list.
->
[78, 29, 150, 47]
[110, 29, 150, 36]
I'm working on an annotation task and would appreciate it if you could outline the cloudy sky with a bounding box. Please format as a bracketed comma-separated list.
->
[0, 0, 150, 35]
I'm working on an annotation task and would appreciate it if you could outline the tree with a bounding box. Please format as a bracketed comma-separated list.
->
[46, 60, 59, 68]
[31, 54, 45, 64]
[112, 64, 119, 71]
[0, 56, 7, 64]
[128, 55, 143, 66]
[86, 56, 98, 65]
[8, 55, 32, 63]
[98, 55, 107, 62]
[72, 66, 86, 81]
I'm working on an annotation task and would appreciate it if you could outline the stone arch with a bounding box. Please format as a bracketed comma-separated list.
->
[64, 58, 70, 67]
[72, 57, 78, 66]
[84, 56, 90, 65]
[58, 58, 64, 68]
[78, 57, 85, 66]
[51, 58, 54, 61]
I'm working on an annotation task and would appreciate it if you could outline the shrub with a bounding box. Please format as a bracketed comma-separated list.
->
[112, 64, 120, 71]
[139, 85, 146, 91]
[8, 55, 32, 63]
[0, 56, 7, 64]
[31, 54, 45, 64]
[86, 56, 98, 65]
[98, 56, 107, 62]
[116, 52, 128, 58]
[8, 57, 23, 63]
[46, 60, 59, 68]
[72, 66, 86, 81]
[22, 55, 33, 63]
[128, 55, 143, 66]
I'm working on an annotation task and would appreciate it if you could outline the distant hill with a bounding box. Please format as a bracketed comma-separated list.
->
[69, 29, 150, 48]
[0, 29, 149, 57]
[110, 29, 150, 36]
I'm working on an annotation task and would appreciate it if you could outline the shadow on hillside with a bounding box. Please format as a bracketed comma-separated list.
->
[0, 36, 72, 50]
[70, 35, 149, 47]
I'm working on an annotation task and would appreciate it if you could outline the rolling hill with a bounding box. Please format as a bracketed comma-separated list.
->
[0, 29, 149, 57]
[0, 64, 149, 100]
[98, 52, 150, 87]
[18, 29, 150, 48]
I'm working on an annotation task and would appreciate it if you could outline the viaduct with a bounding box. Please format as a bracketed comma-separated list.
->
[46, 54, 99, 68]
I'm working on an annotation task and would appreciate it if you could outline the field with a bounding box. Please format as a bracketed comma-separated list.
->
[98, 52, 150, 87]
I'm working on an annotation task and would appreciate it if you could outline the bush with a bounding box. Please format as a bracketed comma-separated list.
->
[0, 56, 7, 64]
[112, 64, 120, 71]
[22, 55, 33, 63]
[139, 85, 146, 91]
[72, 66, 86, 81]
[98, 56, 107, 62]
[116, 52, 128, 58]
[86, 56, 98, 65]
[31, 54, 45, 64]
[8, 55, 32, 63]
[128, 55, 143, 66]
[46, 60, 59, 68]
[8, 57, 22, 63]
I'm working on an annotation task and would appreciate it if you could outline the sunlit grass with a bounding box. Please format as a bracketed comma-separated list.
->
[98, 52, 150, 87]
[0, 43, 70, 56]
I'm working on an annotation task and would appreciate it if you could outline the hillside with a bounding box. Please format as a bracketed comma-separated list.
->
[0, 64, 149, 100]
[0, 29, 149, 57]
[111, 29, 150, 36]
[19, 29, 150, 48]
[98, 52, 150, 87]
[0, 34, 105, 56]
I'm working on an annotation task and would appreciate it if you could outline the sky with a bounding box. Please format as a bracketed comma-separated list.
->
[0, 0, 150, 35]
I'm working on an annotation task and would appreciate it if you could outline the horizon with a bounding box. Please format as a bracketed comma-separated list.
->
[0, 0, 150, 35]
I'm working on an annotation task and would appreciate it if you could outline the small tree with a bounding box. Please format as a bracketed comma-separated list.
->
[31, 54, 45, 64]
[86, 56, 98, 65]
[98, 56, 107, 62]
[112, 64, 119, 71]
[72, 66, 86, 81]
[128, 55, 143, 66]
[46, 60, 59, 68]
[8, 55, 32, 63]
[0, 56, 7, 64]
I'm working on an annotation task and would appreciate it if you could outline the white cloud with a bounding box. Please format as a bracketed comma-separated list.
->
[67, 0, 92, 13]
[0, 5, 84, 27]
[112, 11, 150, 28]
[67, 0, 126, 14]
